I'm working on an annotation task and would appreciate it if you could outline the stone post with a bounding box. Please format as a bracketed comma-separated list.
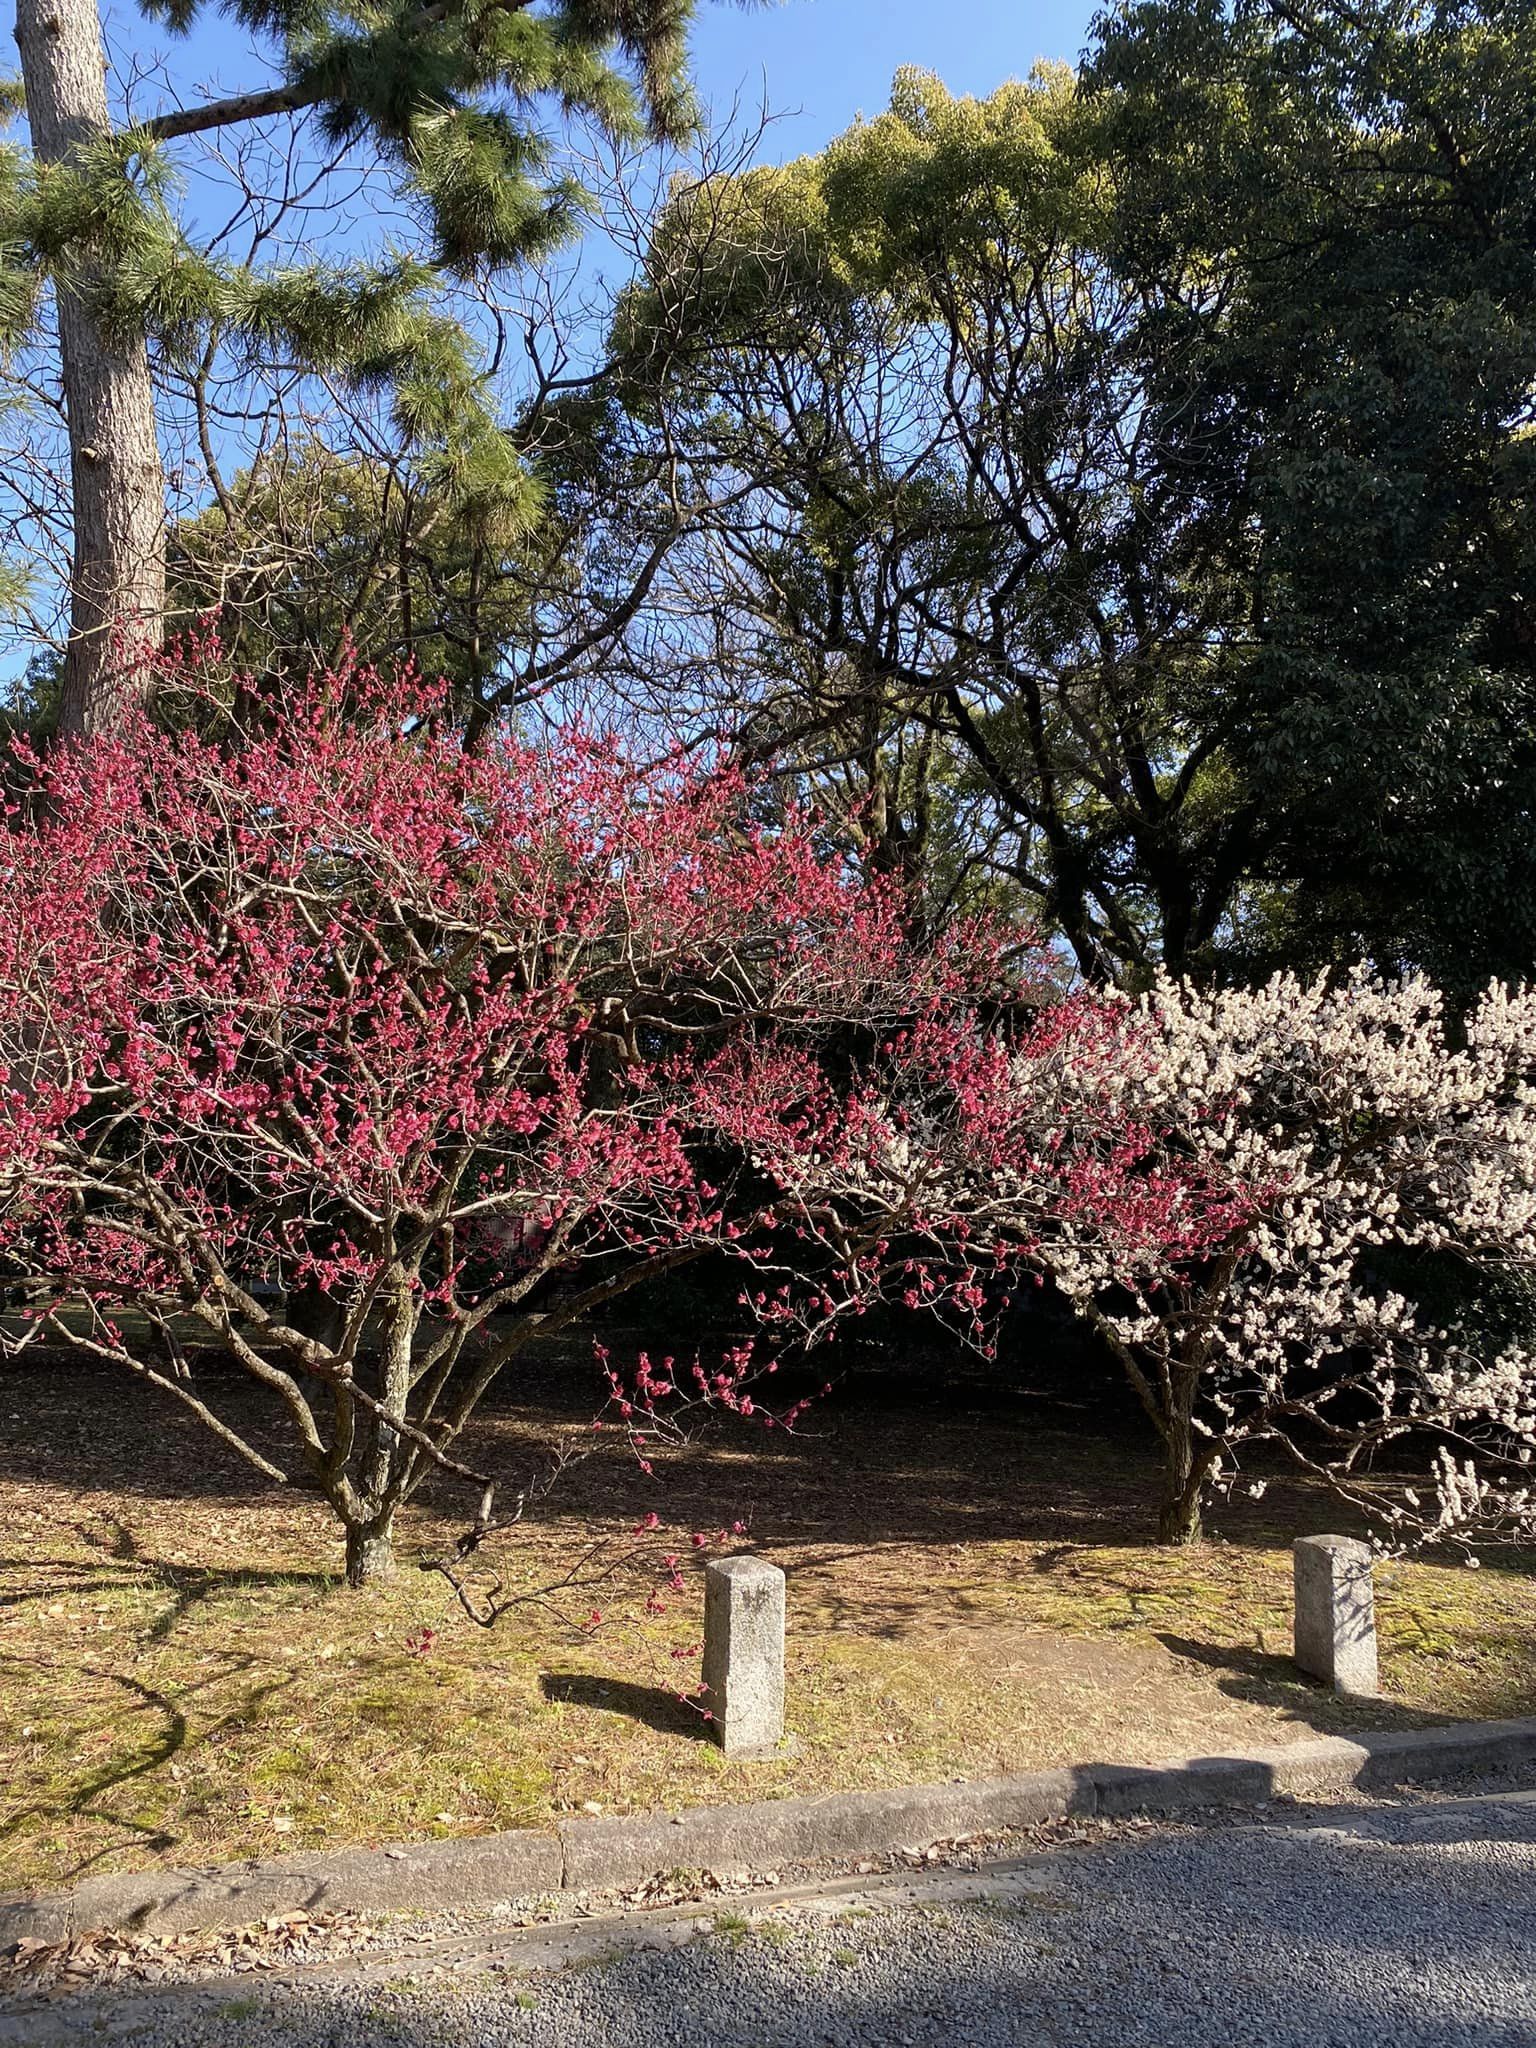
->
[1293, 1535, 1378, 1696]
[701, 1554, 786, 1758]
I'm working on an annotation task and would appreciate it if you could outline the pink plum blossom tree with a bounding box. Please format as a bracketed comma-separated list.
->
[0, 658, 1214, 1583]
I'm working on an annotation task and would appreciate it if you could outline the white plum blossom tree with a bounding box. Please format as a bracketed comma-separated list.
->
[1037, 970, 1536, 1546]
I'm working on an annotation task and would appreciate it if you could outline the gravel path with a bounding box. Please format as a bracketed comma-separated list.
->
[10, 1792, 1536, 2047]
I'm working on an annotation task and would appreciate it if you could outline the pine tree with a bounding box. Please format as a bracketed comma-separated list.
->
[6, 0, 699, 733]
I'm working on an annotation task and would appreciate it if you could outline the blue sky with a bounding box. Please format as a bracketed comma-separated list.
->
[686, 0, 1099, 158]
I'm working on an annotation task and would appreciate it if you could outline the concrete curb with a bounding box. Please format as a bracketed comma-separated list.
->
[6, 1716, 1536, 1945]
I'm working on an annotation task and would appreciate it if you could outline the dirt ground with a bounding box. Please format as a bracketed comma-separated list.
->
[2, 1333, 1533, 1898]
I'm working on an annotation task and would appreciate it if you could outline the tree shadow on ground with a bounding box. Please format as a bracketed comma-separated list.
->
[539, 1671, 714, 1742]
[0, 1514, 333, 1639]
[0, 1653, 298, 1882]
[0, 1334, 1233, 1548]
[4, 1342, 1533, 1604]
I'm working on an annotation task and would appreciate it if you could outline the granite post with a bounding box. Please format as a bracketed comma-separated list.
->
[701, 1555, 786, 1758]
[1293, 1534, 1378, 1696]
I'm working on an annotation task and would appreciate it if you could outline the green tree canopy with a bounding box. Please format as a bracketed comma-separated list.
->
[578, 6, 1536, 988]
[590, 66, 1268, 976]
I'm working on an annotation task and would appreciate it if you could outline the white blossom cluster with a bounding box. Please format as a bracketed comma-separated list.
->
[1039, 969, 1536, 1545]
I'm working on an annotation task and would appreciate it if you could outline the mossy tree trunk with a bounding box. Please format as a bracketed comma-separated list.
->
[1157, 1392, 1209, 1547]
[334, 1264, 418, 1587]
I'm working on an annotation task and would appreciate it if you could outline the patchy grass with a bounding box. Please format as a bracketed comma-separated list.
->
[1, 1340, 1533, 1897]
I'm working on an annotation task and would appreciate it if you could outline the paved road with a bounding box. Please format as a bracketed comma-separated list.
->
[11, 1792, 1536, 2047]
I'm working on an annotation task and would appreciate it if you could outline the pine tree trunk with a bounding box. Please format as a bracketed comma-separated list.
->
[15, 0, 166, 737]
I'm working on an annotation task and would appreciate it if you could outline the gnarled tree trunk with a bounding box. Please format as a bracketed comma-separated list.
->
[15, 0, 166, 736]
[336, 1267, 419, 1586]
[1155, 1362, 1221, 1547]
[344, 1515, 398, 1588]
[1157, 1421, 1207, 1546]
[1090, 1307, 1219, 1546]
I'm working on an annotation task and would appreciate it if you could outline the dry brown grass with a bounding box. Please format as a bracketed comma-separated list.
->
[2, 1337, 1533, 1898]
